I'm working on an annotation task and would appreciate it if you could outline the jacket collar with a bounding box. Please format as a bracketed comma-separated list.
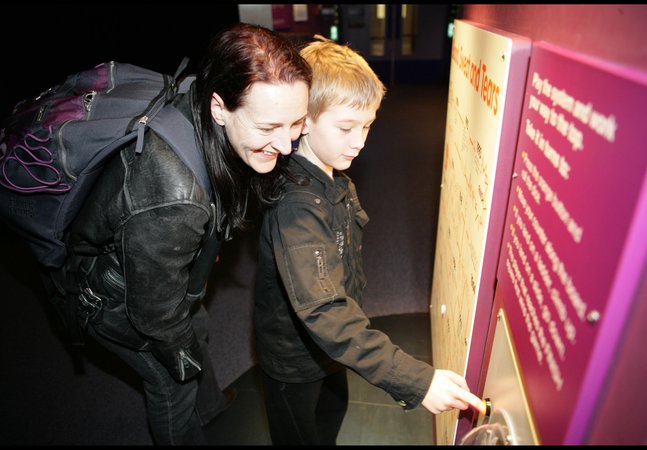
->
[290, 153, 349, 205]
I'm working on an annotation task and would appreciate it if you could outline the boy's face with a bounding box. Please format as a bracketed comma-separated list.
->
[303, 103, 377, 173]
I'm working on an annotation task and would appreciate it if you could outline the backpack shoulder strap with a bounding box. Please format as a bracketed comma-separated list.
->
[142, 61, 218, 298]
[147, 104, 211, 196]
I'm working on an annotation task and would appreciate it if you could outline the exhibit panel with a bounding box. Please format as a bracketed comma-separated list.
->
[429, 20, 530, 445]
[493, 41, 647, 444]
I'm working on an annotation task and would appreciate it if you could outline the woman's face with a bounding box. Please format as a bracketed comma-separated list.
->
[211, 81, 309, 174]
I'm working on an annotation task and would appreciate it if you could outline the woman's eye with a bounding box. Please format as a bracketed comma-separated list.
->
[340, 128, 351, 133]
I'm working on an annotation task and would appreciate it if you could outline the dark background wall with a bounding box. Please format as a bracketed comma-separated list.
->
[1, 4, 240, 120]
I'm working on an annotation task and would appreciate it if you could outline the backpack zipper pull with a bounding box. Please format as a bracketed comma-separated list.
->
[135, 115, 148, 154]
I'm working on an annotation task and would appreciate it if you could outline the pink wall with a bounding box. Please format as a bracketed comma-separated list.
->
[463, 4, 647, 72]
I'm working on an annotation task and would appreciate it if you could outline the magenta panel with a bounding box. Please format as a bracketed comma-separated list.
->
[495, 41, 647, 444]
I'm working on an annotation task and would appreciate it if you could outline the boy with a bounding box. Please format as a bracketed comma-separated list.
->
[254, 38, 482, 445]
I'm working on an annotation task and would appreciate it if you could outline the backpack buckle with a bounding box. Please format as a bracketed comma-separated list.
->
[78, 287, 103, 328]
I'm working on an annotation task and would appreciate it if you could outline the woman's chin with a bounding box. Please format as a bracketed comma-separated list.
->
[250, 159, 277, 174]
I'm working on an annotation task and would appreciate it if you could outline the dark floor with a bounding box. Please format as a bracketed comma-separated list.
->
[203, 313, 435, 446]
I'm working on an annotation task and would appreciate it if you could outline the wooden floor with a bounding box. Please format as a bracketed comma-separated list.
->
[203, 313, 435, 445]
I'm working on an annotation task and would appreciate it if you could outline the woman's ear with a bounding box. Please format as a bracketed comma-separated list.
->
[210, 92, 226, 126]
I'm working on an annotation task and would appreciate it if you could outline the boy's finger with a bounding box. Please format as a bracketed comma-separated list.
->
[462, 391, 487, 414]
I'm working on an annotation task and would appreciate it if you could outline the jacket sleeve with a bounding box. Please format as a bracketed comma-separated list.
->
[271, 200, 435, 409]
[116, 203, 210, 381]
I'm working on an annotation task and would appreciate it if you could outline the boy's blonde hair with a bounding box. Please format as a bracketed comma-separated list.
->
[300, 37, 386, 120]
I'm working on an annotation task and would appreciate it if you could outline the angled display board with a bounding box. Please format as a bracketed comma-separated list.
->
[494, 41, 647, 444]
[429, 20, 530, 445]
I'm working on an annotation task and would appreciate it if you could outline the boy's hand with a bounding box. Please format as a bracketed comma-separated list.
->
[421, 369, 484, 414]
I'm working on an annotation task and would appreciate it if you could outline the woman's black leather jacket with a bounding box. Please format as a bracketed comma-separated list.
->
[51, 93, 216, 382]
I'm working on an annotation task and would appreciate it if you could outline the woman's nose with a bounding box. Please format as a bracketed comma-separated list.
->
[272, 129, 293, 155]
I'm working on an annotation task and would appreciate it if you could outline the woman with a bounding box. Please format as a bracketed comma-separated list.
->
[47, 23, 311, 445]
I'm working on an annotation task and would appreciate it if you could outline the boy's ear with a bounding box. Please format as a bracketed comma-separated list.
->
[210, 93, 226, 126]
[302, 116, 313, 135]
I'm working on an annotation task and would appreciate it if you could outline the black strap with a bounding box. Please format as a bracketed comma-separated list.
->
[148, 105, 211, 195]
[173, 57, 190, 80]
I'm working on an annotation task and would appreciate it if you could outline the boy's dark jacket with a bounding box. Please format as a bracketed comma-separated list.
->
[254, 154, 435, 410]
[50, 91, 214, 382]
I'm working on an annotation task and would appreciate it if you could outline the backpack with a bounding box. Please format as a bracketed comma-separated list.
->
[0, 59, 211, 269]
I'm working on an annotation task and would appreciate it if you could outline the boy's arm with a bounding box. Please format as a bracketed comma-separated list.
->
[272, 201, 433, 409]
